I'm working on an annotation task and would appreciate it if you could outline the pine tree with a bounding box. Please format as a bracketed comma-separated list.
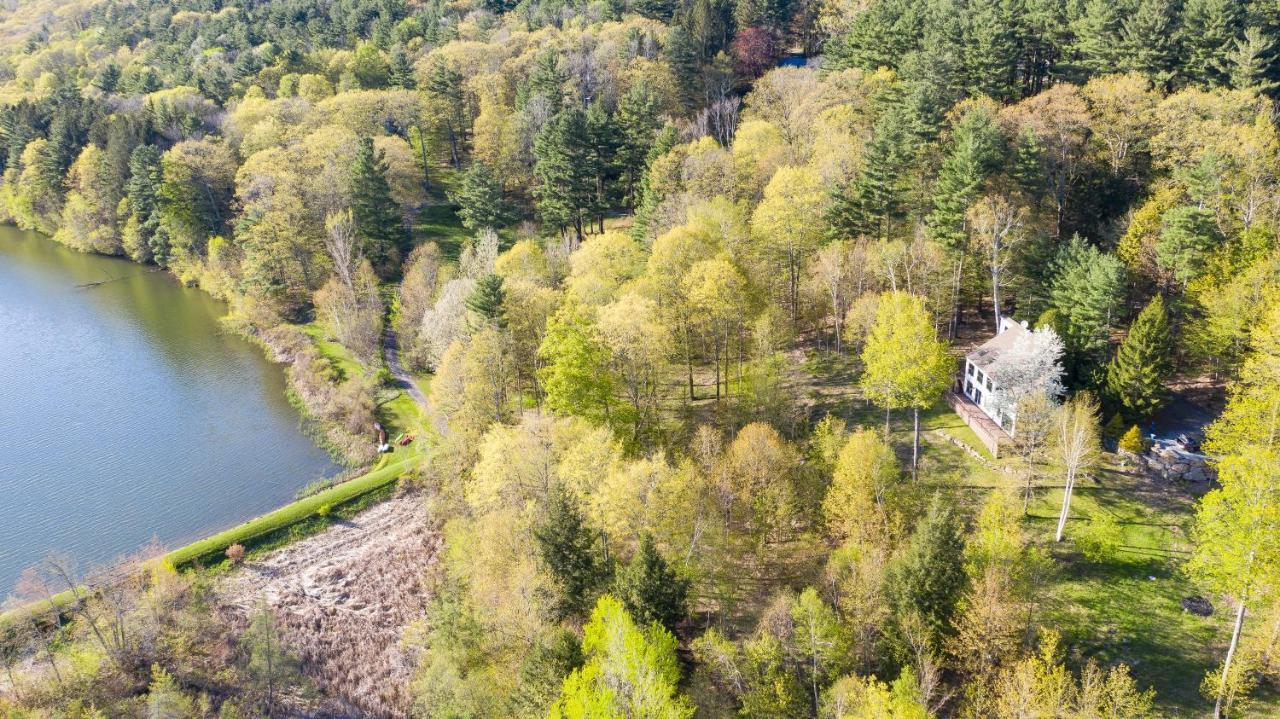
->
[829, 107, 912, 240]
[885, 495, 968, 650]
[1228, 26, 1280, 93]
[615, 82, 659, 209]
[350, 137, 407, 277]
[466, 273, 507, 328]
[964, 0, 1019, 101]
[613, 534, 689, 634]
[1156, 204, 1219, 291]
[1118, 0, 1181, 88]
[664, 26, 701, 110]
[585, 102, 619, 232]
[926, 107, 1002, 249]
[534, 487, 613, 620]
[534, 107, 596, 245]
[126, 144, 168, 265]
[1181, 0, 1241, 86]
[1048, 236, 1127, 385]
[1105, 294, 1173, 421]
[1071, 0, 1127, 78]
[92, 63, 121, 93]
[388, 44, 417, 89]
[448, 161, 512, 231]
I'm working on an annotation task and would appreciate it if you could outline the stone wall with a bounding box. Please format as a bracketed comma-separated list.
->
[1124, 444, 1215, 483]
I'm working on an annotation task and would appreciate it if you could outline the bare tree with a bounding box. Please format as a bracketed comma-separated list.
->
[323, 209, 359, 292]
[1053, 394, 1101, 542]
[967, 194, 1025, 333]
[1013, 392, 1056, 512]
[12, 567, 65, 688]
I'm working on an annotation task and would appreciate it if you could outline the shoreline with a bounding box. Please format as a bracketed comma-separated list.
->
[0, 450, 425, 627]
[0, 227, 424, 626]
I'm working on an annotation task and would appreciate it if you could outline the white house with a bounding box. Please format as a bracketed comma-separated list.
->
[961, 316, 1031, 433]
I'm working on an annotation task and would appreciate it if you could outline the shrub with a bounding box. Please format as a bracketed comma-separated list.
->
[1075, 513, 1123, 563]
[226, 543, 246, 564]
[318, 503, 333, 518]
[1119, 425, 1148, 454]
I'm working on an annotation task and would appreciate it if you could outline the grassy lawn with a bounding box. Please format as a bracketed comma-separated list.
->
[789, 344, 1280, 715]
[299, 321, 425, 439]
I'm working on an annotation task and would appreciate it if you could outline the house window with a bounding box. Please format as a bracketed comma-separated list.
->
[966, 362, 974, 377]
[973, 388, 983, 405]
[985, 375, 993, 391]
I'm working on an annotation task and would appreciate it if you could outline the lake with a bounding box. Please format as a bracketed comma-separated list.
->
[0, 226, 340, 596]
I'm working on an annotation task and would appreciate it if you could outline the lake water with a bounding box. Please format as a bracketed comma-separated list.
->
[0, 226, 339, 596]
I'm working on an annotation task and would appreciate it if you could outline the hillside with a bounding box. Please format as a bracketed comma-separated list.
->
[4, 0, 1280, 717]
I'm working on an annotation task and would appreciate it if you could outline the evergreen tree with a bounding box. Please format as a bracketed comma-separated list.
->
[612, 534, 689, 634]
[926, 106, 1003, 249]
[1071, 0, 1127, 78]
[1118, 0, 1181, 88]
[388, 44, 417, 89]
[615, 82, 659, 209]
[1011, 125, 1046, 203]
[1047, 236, 1127, 387]
[423, 61, 467, 167]
[964, 0, 1019, 101]
[534, 487, 613, 620]
[448, 161, 513, 231]
[525, 50, 567, 111]
[1181, 0, 1241, 86]
[534, 107, 596, 245]
[1105, 294, 1173, 421]
[885, 495, 968, 650]
[466, 273, 507, 328]
[664, 26, 701, 110]
[92, 63, 121, 93]
[828, 106, 912, 240]
[126, 144, 168, 265]
[1228, 27, 1280, 93]
[585, 102, 619, 232]
[1157, 204, 1219, 291]
[350, 137, 407, 277]
[827, 0, 923, 72]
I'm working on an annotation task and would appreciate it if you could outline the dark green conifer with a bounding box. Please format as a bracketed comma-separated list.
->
[534, 487, 612, 620]
[449, 162, 513, 231]
[127, 144, 168, 265]
[534, 107, 596, 245]
[1181, 0, 1241, 86]
[1105, 294, 1173, 421]
[1119, 0, 1180, 88]
[351, 137, 407, 277]
[885, 496, 967, 650]
[466, 273, 507, 328]
[612, 534, 689, 633]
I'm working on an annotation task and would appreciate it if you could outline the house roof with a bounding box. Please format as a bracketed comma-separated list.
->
[966, 317, 1030, 371]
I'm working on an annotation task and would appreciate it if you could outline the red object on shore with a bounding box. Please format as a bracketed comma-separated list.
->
[399, 434, 414, 446]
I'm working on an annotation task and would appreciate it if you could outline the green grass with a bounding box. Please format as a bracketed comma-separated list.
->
[1023, 462, 1279, 716]
[163, 451, 423, 570]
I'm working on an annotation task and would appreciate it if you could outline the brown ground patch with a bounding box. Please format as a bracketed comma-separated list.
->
[219, 488, 440, 718]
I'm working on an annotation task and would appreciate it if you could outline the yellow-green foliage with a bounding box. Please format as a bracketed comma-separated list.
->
[1119, 425, 1147, 454]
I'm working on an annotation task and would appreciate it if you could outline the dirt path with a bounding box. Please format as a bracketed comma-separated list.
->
[383, 328, 427, 408]
[219, 490, 440, 718]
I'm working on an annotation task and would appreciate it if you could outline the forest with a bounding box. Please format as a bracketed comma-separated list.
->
[2, 0, 1280, 716]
